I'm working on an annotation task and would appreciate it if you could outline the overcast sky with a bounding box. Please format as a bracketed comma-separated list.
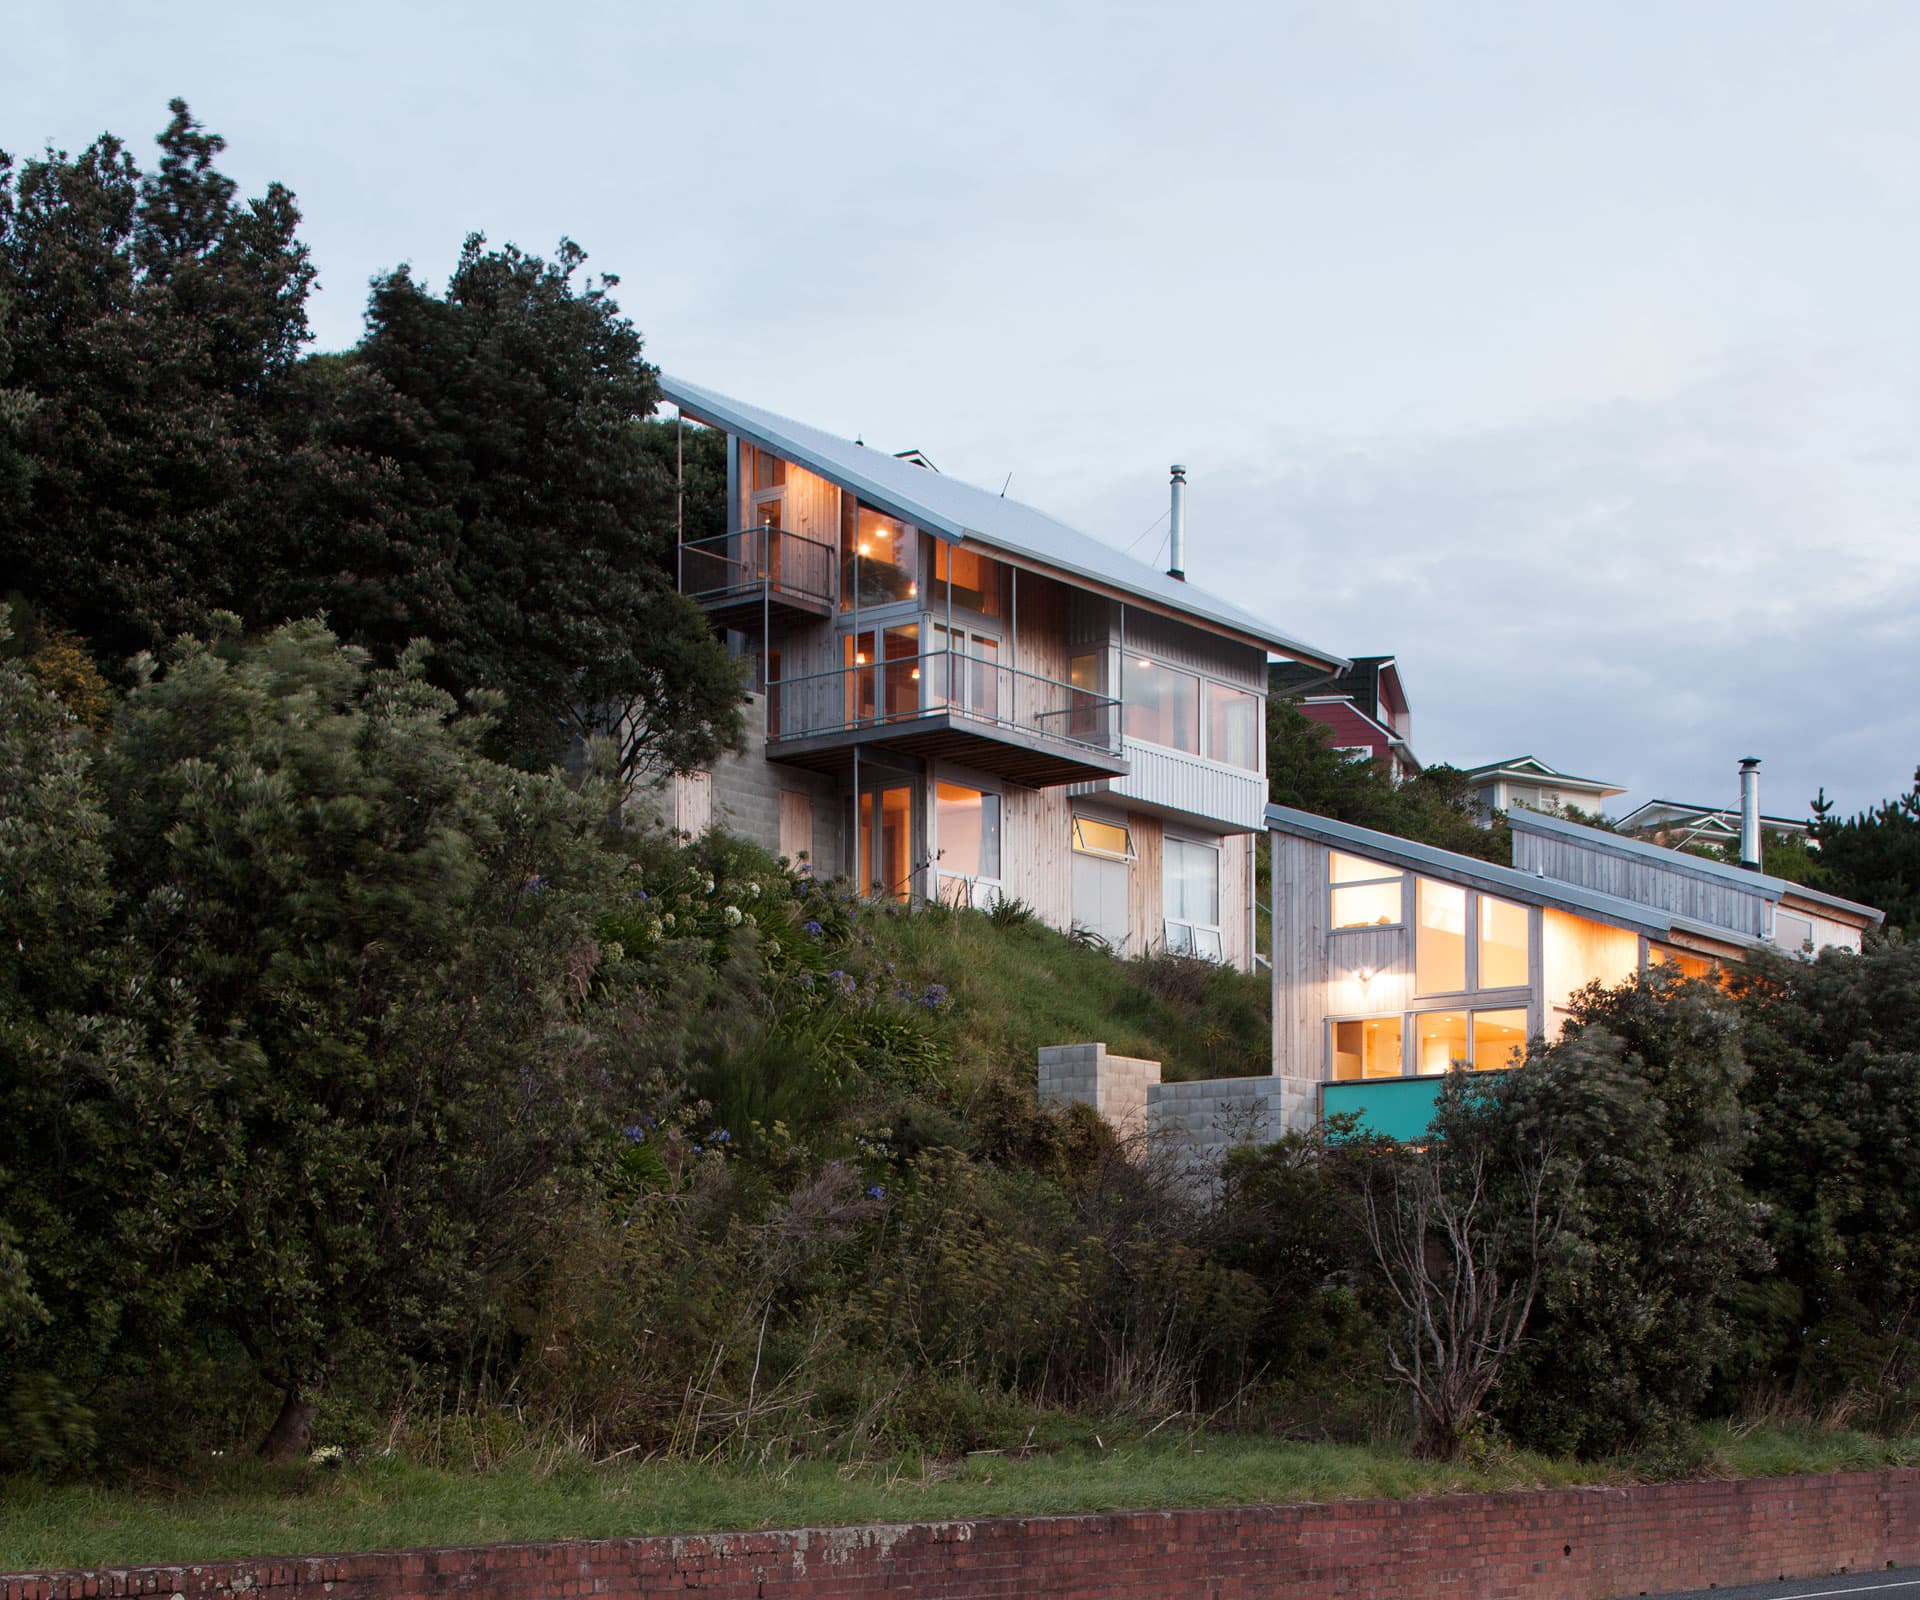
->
[11, 1, 1919, 817]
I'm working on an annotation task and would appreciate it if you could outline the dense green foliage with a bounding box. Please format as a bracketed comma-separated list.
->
[0, 103, 741, 789]
[1266, 697, 1508, 863]
[1815, 769, 1920, 935]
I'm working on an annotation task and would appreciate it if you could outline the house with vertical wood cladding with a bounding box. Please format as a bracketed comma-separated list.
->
[656, 377, 1347, 971]
[1266, 797, 1883, 1139]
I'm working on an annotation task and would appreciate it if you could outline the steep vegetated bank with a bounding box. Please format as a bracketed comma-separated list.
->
[7, 629, 1920, 1497]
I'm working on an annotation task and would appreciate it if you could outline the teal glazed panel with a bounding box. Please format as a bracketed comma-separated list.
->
[1322, 1076, 1446, 1141]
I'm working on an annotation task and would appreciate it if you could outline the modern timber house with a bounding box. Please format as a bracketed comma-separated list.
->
[1266, 800, 1883, 1139]
[658, 377, 1347, 971]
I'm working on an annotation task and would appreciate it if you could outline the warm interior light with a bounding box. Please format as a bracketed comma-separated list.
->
[910, 668, 921, 680]
[1136, 657, 1152, 668]
[858, 542, 872, 556]
[855, 653, 867, 664]
[1357, 966, 1375, 983]
[907, 582, 917, 596]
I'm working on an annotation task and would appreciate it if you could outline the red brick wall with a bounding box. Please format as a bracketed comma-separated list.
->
[6, 1469, 1916, 1600]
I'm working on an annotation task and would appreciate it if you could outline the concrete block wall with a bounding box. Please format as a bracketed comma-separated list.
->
[1149, 1075, 1290, 1179]
[706, 692, 842, 873]
[1037, 1043, 1161, 1135]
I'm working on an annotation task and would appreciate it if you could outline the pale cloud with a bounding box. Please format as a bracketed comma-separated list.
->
[6, 0, 1919, 816]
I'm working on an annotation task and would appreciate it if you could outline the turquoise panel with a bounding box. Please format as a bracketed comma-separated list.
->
[1322, 1076, 1446, 1142]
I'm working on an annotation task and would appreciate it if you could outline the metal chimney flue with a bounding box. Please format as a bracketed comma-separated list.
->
[1739, 757, 1763, 872]
[1167, 465, 1187, 582]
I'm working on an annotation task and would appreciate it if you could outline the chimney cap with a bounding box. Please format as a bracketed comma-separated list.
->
[1740, 755, 1762, 767]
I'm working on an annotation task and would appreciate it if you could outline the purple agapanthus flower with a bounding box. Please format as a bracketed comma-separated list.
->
[803, 920, 823, 937]
[621, 1124, 647, 1143]
[866, 1185, 886, 1200]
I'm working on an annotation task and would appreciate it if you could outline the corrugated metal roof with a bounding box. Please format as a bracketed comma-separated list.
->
[1508, 807, 1884, 925]
[661, 375, 1347, 669]
[1262, 803, 1735, 943]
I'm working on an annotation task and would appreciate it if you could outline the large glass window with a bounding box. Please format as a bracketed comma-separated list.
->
[1330, 851, 1405, 929]
[935, 781, 1001, 907]
[1123, 657, 1199, 753]
[844, 627, 920, 722]
[1205, 682, 1260, 771]
[930, 541, 1004, 616]
[1413, 1010, 1470, 1074]
[1164, 837, 1222, 960]
[1333, 1017, 1404, 1080]
[1472, 1009, 1529, 1070]
[1416, 880, 1468, 995]
[1478, 895, 1530, 989]
[841, 500, 917, 609]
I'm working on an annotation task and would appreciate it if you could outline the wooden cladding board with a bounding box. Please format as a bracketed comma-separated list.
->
[778, 789, 813, 867]
[1002, 784, 1074, 931]
[1271, 832, 1331, 1078]
[1128, 811, 1165, 955]
[783, 462, 840, 549]
[1513, 830, 1771, 938]
[1221, 831, 1252, 970]
[1010, 571, 1070, 683]
[1118, 606, 1269, 690]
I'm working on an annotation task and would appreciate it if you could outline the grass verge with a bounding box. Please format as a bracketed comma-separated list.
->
[3, 1425, 1915, 1571]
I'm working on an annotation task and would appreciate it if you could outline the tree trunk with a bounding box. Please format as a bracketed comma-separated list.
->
[257, 1384, 315, 1463]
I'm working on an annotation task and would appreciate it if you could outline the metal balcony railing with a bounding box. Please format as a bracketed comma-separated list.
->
[679, 526, 836, 612]
[767, 649, 1120, 756]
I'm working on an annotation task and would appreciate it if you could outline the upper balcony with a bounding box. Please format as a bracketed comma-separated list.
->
[680, 527, 836, 632]
[767, 650, 1128, 788]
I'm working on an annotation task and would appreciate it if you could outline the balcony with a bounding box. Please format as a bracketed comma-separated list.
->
[767, 650, 1128, 787]
[679, 527, 836, 632]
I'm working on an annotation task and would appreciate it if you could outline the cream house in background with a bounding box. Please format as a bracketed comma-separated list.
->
[655, 377, 1346, 972]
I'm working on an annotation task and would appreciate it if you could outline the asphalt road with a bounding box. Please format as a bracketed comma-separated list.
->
[1626, 1573, 1920, 1600]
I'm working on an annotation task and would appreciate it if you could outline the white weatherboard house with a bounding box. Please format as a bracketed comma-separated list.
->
[658, 377, 1346, 971]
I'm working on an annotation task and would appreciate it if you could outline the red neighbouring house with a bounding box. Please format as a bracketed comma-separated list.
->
[1269, 654, 1419, 782]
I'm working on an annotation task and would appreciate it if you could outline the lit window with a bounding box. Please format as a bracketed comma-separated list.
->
[840, 500, 916, 608]
[1414, 1011, 1470, 1074]
[1123, 657, 1200, 753]
[1333, 1017, 1404, 1080]
[1164, 837, 1222, 959]
[1471, 1009, 1529, 1071]
[930, 541, 1004, 617]
[1478, 895, 1530, 989]
[1416, 880, 1468, 995]
[1072, 816, 1134, 861]
[1330, 851, 1405, 929]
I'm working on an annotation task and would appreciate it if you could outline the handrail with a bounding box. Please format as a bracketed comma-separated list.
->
[767, 649, 1120, 755]
[679, 526, 837, 606]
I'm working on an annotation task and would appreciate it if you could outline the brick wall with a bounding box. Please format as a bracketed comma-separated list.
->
[10, 1470, 1916, 1600]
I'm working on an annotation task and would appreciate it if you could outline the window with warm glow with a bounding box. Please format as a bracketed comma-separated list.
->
[935, 781, 1001, 905]
[930, 541, 1004, 616]
[1471, 1008, 1529, 1070]
[1329, 852, 1405, 928]
[1333, 1017, 1404, 1080]
[1416, 880, 1468, 994]
[1478, 895, 1530, 989]
[1123, 657, 1200, 753]
[840, 500, 917, 608]
[1205, 682, 1260, 770]
[1072, 816, 1133, 861]
[843, 627, 921, 722]
[1414, 1010, 1470, 1074]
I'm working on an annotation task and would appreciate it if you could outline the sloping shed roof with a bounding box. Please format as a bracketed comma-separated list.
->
[1265, 803, 1769, 951]
[661, 375, 1347, 670]
[1509, 807, 1884, 926]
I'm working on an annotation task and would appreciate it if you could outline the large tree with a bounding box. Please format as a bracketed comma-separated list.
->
[273, 236, 744, 788]
[1814, 767, 1920, 935]
[0, 102, 312, 663]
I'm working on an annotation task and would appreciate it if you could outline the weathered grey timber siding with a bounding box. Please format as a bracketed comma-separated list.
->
[1511, 829, 1771, 938]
